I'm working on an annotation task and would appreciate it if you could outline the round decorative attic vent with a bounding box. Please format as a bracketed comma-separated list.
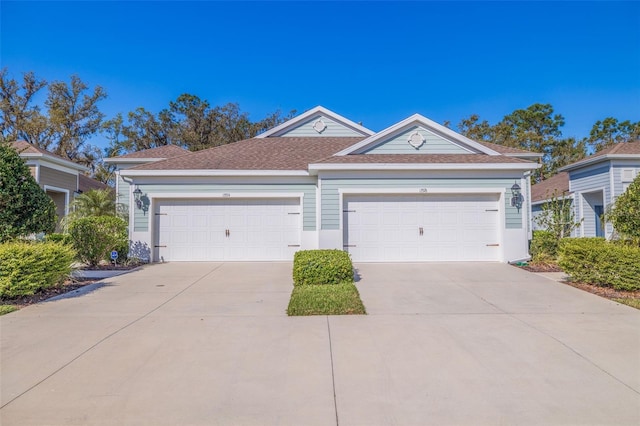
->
[408, 130, 425, 149]
[312, 119, 327, 133]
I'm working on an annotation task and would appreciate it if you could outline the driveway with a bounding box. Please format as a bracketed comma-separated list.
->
[1, 262, 639, 425]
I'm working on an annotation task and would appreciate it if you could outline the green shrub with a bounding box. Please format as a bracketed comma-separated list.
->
[292, 249, 353, 286]
[68, 216, 128, 266]
[0, 241, 76, 298]
[44, 233, 71, 244]
[287, 282, 366, 316]
[558, 238, 640, 291]
[530, 230, 559, 261]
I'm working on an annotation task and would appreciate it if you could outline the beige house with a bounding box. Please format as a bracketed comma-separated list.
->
[12, 141, 108, 224]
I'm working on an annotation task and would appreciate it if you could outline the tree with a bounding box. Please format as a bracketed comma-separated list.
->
[588, 117, 640, 152]
[606, 174, 640, 244]
[106, 94, 295, 155]
[535, 189, 582, 240]
[0, 68, 50, 146]
[0, 143, 56, 241]
[546, 137, 587, 176]
[46, 75, 107, 167]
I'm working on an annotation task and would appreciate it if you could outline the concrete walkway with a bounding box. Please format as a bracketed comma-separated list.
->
[1, 262, 639, 425]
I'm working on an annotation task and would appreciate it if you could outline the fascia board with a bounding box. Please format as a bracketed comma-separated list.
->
[559, 154, 640, 172]
[120, 169, 310, 177]
[19, 152, 89, 172]
[256, 105, 374, 138]
[504, 153, 544, 158]
[335, 114, 500, 156]
[308, 162, 540, 172]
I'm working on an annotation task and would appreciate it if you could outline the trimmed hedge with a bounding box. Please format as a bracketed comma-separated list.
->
[530, 230, 559, 261]
[292, 249, 353, 286]
[558, 238, 640, 291]
[287, 282, 366, 316]
[0, 241, 76, 298]
[44, 233, 72, 245]
[68, 216, 128, 266]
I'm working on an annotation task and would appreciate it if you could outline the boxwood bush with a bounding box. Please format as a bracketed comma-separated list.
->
[0, 241, 76, 298]
[558, 238, 640, 291]
[530, 230, 559, 262]
[292, 249, 353, 286]
[68, 216, 128, 266]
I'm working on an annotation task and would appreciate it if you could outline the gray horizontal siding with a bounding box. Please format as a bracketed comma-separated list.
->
[613, 165, 639, 197]
[278, 115, 363, 137]
[117, 175, 130, 211]
[132, 183, 316, 232]
[39, 166, 77, 192]
[320, 178, 522, 230]
[569, 165, 610, 237]
[364, 126, 471, 154]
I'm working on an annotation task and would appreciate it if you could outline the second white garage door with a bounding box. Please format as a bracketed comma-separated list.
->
[155, 198, 301, 261]
[343, 194, 500, 262]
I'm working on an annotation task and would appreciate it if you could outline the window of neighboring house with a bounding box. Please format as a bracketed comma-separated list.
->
[621, 168, 636, 193]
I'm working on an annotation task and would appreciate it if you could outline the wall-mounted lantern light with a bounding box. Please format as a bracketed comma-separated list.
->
[132, 186, 148, 214]
[510, 182, 523, 212]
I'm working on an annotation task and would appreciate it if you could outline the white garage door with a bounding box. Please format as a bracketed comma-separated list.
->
[155, 198, 301, 261]
[343, 194, 500, 262]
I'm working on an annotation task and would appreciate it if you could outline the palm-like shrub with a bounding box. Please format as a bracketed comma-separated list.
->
[62, 189, 116, 230]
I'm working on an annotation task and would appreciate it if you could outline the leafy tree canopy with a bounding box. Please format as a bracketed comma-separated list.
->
[606, 174, 640, 244]
[0, 143, 57, 241]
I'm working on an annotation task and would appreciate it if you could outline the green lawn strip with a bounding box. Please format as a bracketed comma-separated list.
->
[613, 298, 640, 310]
[287, 282, 366, 316]
[0, 305, 18, 315]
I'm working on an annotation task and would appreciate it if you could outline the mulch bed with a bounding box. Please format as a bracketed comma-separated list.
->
[2, 263, 143, 309]
[517, 262, 640, 305]
[0, 278, 99, 309]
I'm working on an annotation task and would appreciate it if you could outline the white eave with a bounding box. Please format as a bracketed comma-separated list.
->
[256, 105, 374, 138]
[19, 152, 89, 172]
[559, 154, 640, 172]
[335, 114, 502, 157]
[120, 169, 310, 177]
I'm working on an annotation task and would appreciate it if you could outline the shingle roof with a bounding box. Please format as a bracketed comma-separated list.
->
[561, 141, 640, 171]
[590, 140, 640, 156]
[531, 172, 569, 203]
[131, 137, 365, 170]
[110, 145, 190, 159]
[11, 140, 88, 171]
[78, 174, 111, 193]
[473, 140, 540, 155]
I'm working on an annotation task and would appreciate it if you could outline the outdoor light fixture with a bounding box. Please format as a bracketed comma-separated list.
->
[132, 186, 148, 214]
[510, 182, 523, 212]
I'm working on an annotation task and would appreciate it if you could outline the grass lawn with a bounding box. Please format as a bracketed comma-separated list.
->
[613, 298, 640, 310]
[287, 282, 366, 316]
[0, 305, 18, 315]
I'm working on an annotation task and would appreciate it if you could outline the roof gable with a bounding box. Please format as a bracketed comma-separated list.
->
[11, 140, 89, 172]
[335, 114, 500, 156]
[256, 106, 374, 138]
[361, 125, 473, 155]
[560, 141, 640, 171]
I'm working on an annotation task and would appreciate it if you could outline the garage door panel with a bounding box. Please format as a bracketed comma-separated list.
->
[154, 198, 301, 261]
[344, 194, 500, 262]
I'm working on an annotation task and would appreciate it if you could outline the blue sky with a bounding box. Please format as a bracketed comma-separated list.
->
[2, 1, 639, 150]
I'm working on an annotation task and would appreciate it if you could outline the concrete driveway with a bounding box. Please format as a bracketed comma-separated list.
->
[1, 262, 639, 425]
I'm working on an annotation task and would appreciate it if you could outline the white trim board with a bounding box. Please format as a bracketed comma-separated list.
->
[44, 185, 71, 216]
[121, 169, 310, 177]
[309, 163, 540, 172]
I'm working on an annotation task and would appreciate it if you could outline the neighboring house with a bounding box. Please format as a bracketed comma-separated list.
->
[11, 140, 98, 224]
[531, 141, 640, 238]
[107, 106, 540, 263]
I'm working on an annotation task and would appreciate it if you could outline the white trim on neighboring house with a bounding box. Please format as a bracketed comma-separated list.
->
[309, 163, 539, 172]
[559, 154, 640, 172]
[25, 158, 82, 176]
[256, 106, 374, 138]
[43, 185, 71, 216]
[609, 166, 615, 205]
[335, 114, 501, 156]
[19, 152, 89, 173]
[121, 169, 310, 177]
